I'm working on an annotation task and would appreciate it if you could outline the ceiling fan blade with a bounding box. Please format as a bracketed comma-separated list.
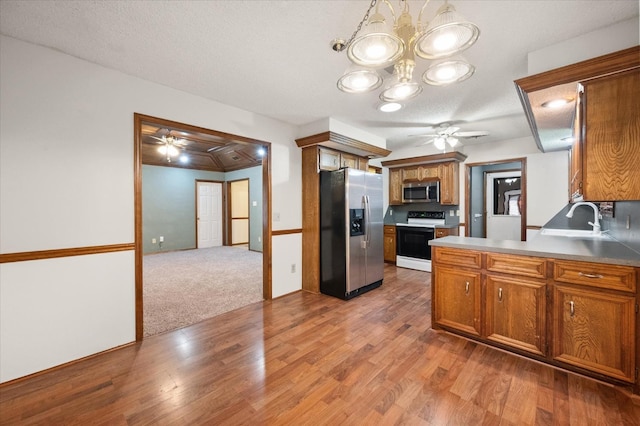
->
[408, 133, 439, 138]
[453, 130, 490, 138]
[442, 126, 460, 135]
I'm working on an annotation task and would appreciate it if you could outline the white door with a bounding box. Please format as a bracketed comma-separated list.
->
[486, 171, 522, 241]
[197, 182, 222, 248]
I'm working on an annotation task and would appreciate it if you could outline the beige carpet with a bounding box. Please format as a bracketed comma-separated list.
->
[143, 246, 263, 337]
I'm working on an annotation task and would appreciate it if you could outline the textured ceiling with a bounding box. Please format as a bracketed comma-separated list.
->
[1, 1, 638, 152]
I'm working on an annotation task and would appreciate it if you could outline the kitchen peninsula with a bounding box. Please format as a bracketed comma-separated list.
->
[430, 234, 640, 393]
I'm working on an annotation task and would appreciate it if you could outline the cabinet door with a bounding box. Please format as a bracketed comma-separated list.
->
[383, 225, 396, 262]
[583, 69, 640, 200]
[389, 169, 403, 205]
[486, 275, 547, 356]
[402, 166, 420, 182]
[318, 147, 340, 171]
[433, 265, 482, 336]
[552, 284, 636, 382]
[438, 162, 459, 205]
[420, 165, 439, 180]
[340, 152, 358, 169]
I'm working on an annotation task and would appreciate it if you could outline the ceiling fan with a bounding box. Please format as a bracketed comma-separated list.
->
[413, 124, 489, 151]
[149, 132, 189, 162]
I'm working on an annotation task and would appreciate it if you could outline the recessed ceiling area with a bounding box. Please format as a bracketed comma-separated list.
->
[140, 122, 264, 172]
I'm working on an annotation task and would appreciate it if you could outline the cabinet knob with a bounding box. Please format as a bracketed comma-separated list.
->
[465, 281, 470, 295]
[498, 288, 503, 302]
[569, 300, 575, 317]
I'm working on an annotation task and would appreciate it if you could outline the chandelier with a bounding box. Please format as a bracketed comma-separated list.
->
[332, 0, 480, 108]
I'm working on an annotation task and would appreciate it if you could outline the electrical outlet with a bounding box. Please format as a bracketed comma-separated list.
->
[390, 209, 393, 216]
[152, 238, 157, 244]
[291, 264, 296, 273]
[274, 212, 281, 221]
[258, 237, 261, 242]
[449, 210, 454, 216]
[159, 236, 164, 242]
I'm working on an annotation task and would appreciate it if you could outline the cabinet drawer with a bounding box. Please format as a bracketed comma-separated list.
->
[435, 228, 449, 238]
[553, 260, 636, 292]
[384, 225, 396, 235]
[486, 253, 547, 279]
[433, 247, 481, 269]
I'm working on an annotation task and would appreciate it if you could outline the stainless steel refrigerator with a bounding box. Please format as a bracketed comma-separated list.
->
[320, 168, 384, 300]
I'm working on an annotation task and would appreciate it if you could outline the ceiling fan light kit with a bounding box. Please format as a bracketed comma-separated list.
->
[333, 0, 480, 105]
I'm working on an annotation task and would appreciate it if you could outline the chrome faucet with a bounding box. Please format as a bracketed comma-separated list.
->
[566, 202, 601, 235]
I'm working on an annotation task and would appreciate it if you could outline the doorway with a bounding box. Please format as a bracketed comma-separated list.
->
[196, 181, 223, 249]
[465, 158, 527, 241]
[228, 179, 249, 247]
[485, 171, 522, 241]
[134, 113, 272, 341]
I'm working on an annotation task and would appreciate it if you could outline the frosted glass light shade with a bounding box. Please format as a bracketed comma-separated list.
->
[414, 4, 479, 59]
[379, 81, 422, 102]
[337, 67, 382, 93]
[422, 58, 475, 86]
[347, 13, 404, 68]
[433, 137, 446, 150]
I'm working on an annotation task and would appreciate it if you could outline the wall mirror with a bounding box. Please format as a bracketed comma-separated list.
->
[514, 46, 639, 153]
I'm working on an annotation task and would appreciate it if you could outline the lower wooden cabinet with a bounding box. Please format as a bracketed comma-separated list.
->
[485, 274, 546, 356]
[433, 265, 482, 336]
[552, 284, 636, 383]
[435, 227, 459, 238]
[432, 246, 639, 389]
[383, 225, 396, 263]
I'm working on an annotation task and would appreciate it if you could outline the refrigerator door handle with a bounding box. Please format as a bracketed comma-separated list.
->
[365, 195, 371, 246]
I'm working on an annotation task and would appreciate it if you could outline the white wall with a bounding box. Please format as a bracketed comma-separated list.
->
[0, 35, 303, 383]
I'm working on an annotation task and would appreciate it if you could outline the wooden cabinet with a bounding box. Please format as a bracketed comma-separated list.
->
[389, 169, 403, 205]
[340, 152, 358, 169]
[551, 259, 637, 383]
[386, 160, 461, 206]
[438, 162, 459, 205]
[581, 69, 640, 201]
[431, 246, 639, 388]
[433, 264, 482, 337]
[318, 147, 340, 170]
[485, 274, 547, 356]
[552, 284, 636, 382]
[435, 227, 459, 238]
[383, 225, 396, 263]
[318, 147, 369, 171]
[402, 166, 420, 182]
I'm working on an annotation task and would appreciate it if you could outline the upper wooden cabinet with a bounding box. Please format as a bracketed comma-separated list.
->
[515, 46, 640, 202]
[389, 168, 403, 205]
[382, 152, 467, 206]
[581, 69, 640, 201]
[318, 147, 368, 171]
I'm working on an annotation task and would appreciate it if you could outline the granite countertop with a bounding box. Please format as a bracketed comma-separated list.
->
[430, 235, 640, 267]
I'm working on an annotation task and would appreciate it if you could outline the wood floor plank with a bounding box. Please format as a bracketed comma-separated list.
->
[1, 264, 638, 425]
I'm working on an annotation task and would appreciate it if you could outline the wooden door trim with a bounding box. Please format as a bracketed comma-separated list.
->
[134, 113, 272, 341]
[464, 157, 527, 241]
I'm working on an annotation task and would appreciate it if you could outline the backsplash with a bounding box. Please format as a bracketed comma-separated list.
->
[544, 201, 640, 254]
[384, 203, 460, 226]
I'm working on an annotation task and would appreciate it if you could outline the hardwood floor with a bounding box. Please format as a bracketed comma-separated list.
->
[1, 265, 639, 425]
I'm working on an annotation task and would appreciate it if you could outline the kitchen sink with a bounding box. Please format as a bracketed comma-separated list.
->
[539, 228, 612, 239]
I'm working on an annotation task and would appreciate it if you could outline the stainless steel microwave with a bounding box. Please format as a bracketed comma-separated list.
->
[402, 181, 440, 203]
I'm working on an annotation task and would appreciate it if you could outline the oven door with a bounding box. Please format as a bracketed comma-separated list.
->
[396, 226, 435, 260]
